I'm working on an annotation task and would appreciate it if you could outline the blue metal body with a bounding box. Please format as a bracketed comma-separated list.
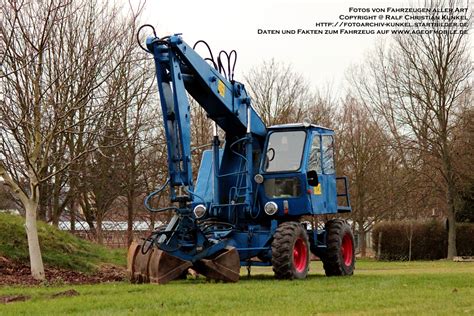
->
[145, 34, 351, 266]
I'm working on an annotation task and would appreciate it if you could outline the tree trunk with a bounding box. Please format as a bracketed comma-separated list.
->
[81, 195, 96, 238]
[38, 183, 48, 221]
[96, 216, 104, 245]
[444, 146, 457, 259]
[127, 191, 134, 247]
[51, 193, 60, 227]
[447, 197, 457, 259]
[0, 165, 45, 280]
[359, 231, 367, 258]
[70, 199, 76, 234]
[358, 220, 367, 257]
[25, 200, 45, 280]
[377, 231, 382, 259]
[408, 221, 413, 261]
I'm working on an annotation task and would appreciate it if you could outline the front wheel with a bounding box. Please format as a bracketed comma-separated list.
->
[271, 222, 310, 279]
[322, 219, 355, 276]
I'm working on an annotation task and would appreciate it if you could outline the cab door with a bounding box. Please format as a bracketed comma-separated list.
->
[307, 133, 337, 214]
[321, 134, 337, 213]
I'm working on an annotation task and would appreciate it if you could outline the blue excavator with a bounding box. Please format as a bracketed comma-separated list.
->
[127, 25, 355, 283]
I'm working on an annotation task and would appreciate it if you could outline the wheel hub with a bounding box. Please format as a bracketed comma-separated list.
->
[293, 238, 308, 273]
[341, 233, 353, 266]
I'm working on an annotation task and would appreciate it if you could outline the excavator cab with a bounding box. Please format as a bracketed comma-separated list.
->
[259, 124, 350, 217]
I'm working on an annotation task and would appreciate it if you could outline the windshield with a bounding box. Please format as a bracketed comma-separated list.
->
[264, 131, 306, 172]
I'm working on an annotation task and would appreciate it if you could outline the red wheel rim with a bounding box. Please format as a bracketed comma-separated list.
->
[341, 233, 353, 266]
[293, 238, 308, 273]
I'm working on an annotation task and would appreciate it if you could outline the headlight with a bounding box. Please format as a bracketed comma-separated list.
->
[264, 201, 278, 215]
[254, 173, 264, 184]
[193, 204, 207, 219]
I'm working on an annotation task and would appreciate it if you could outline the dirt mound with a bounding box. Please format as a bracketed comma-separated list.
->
[0, 256, 125, 286]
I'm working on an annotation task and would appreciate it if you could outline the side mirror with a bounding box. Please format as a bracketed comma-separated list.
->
[307, 170, 319, 187]
[264, 148, 275, 170]
[266, 148, 275, 162]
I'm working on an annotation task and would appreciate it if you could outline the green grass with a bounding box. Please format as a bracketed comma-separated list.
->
[0, 213, 125, 272]
[1, 260, 473, 315]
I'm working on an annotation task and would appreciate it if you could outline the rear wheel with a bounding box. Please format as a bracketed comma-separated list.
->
[322, 219, 355, 276]
[271, 222, 310, 279]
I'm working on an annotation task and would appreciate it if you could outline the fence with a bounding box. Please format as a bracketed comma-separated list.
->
[70, 230, 150, 248]
[58, 213, 165, 248]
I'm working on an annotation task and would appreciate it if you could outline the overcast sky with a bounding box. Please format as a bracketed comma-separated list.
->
[139, 0, 471, 94]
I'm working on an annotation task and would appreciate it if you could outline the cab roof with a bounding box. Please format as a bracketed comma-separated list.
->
[268, 123, 334, 133]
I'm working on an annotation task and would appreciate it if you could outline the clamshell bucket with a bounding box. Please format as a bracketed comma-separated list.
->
[129, 241, 240, 284]
[148, 250, 192, 284]
[193, 247, 240, 283]
[127, 241, 154, 283]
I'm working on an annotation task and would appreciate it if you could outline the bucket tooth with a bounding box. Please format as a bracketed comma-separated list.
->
[127, 241, 153, 283]
[149, 250, 192, 284]
[193, 247, 240, 283]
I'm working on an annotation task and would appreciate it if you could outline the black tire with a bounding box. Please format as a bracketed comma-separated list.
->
[271, 222, 310, 279]
[322, 219, 355, 276]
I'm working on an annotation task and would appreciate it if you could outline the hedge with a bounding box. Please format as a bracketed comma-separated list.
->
[372, 220, 474, 260]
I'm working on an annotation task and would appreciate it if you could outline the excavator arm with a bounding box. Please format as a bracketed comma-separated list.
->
[146, 34, 265, 201]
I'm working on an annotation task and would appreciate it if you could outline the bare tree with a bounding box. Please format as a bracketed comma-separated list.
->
[0, 0, 143, 279]
[452, 105, 474, 222]
[351, 0, 472, 258]
[244, 59, 331, 126]
[115, 54, 158, 246]
[337, 96, 394, 256]
[84, 116, 126, 244]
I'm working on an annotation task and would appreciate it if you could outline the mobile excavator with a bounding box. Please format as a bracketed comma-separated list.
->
[127, 25, 355, 283]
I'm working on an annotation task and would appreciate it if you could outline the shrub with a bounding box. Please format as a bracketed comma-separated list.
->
[372, 220, 473, 260]
[457, 223, 474, 256]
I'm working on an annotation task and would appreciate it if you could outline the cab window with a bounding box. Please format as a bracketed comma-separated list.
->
[264, 131, 306, 172]
[322, 135, 335, 174]
[308, 134, 322, 173]
[264, 177, 302, 198]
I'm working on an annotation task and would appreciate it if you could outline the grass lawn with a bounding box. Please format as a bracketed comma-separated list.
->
[1, 260, 473, 315]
